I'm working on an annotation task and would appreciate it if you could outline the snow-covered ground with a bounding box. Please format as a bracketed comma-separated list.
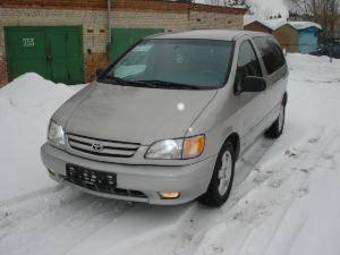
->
[1, 54, 340, 255]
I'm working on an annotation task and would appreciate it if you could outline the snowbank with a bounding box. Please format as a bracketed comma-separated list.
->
[0, 73, 84, 201]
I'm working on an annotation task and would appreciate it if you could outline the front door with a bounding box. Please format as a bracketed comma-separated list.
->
[235, 39, 267, 149]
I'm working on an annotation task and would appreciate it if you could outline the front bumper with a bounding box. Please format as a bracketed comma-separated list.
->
[40, 143, 216, 205]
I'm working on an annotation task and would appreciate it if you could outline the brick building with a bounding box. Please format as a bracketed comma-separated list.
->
[0, 0, 247, 86]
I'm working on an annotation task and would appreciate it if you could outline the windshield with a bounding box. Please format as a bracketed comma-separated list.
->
[99, 39, 234, 90]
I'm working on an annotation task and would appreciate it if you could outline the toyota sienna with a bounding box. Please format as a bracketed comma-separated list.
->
[41, 30, 288, 207]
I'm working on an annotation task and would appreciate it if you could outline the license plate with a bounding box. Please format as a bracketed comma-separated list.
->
[65, 164, 117, 193]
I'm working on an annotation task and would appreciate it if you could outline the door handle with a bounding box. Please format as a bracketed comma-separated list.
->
[47, 55, 52, 61]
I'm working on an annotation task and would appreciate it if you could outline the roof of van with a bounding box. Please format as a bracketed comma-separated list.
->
[146, 30, 269, 41]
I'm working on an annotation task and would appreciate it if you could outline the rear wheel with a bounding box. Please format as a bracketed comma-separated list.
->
[199, 142, 235, 207]
[265, 104, 286, 139]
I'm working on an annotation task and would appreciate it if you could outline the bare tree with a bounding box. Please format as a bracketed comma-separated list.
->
[197, 0, 247, 6]
[224, 0, 247, 5]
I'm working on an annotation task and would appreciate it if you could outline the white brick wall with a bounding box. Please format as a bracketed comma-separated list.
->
[0, 7, 243, 56]
[0, 6, 244, 84]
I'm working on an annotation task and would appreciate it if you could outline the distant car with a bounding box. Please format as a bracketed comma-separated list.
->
[41, 30, 288, 207]
[310, 43, 340, 59]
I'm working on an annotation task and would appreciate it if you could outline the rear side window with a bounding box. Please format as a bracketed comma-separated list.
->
[254, 37, 286, 75]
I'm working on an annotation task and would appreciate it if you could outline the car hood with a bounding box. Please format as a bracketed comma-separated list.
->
[55, 82, 217, 145]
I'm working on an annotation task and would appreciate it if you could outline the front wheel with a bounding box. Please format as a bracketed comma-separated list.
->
[199, 142, 235, 207]
[265, 104, 286, 139]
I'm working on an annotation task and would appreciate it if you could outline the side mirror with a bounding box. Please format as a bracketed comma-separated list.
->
[236, 76, 267, 94]
[96, 68, 104, 77]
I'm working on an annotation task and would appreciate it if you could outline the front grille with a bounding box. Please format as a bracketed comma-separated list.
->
[67, 133, 140, 158]
[65, 164, 147, 198]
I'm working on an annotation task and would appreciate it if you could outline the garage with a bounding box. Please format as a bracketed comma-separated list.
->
[5, 26, 84, 84]
[0, 0, 247, 86]
[110, 28, 164, 61]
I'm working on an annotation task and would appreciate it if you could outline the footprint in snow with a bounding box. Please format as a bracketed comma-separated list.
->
[299, 168, 311, 174]
[212, 245, 224, 253]
[252, 169, 274, 185]
[308, 137, 320, 144]
[268, 178, 284, 189]
[252, 173, 271, 185]
[285, 149, 299, 158]
[232, 204, 269, 223]
[322, 153, 334, 160]
[296, 185, 309, 198]
[0, 210, 10, 220]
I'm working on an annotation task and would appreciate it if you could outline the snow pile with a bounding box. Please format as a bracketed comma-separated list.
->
[0, 73, 84, 201]
[1, 55, 340, 255]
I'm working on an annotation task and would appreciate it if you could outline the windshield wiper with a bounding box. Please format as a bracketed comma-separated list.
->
[100, 76, 159, 88]
[135, 80, 202, 90]
[100, 76, 204, 90]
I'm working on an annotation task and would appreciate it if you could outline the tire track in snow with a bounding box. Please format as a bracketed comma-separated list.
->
[262, 129, 340, 255]
[239, 129, 336, 255]
[0, 185, 64, 208]
[0, 185, 133, 255]
[185, 128, 333, 255]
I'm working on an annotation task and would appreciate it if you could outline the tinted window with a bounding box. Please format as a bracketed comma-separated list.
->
[102, 39, 234, 89]
[236, 40, 262, 82]
[254, 37, 286, 74]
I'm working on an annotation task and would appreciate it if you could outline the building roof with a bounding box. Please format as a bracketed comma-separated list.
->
[245, 16, 322, 31]
[244, 20, 274, 31]
[147, 29, 269, 41]
[288, 21, 322, 30]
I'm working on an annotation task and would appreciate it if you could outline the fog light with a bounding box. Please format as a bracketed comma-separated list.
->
[159, 192, 181, 199]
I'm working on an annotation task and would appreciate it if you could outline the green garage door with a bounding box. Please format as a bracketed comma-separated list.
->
[5, 26, 84, 84]
[110, 28, 163, 61]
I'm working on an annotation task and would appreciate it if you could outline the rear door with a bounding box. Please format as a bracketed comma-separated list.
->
[253, 36, 288, 126]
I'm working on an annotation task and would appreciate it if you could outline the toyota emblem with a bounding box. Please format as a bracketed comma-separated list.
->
[92, 143, 104, 152]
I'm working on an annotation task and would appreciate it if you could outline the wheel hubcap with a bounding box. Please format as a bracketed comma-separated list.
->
[218, 151, 233, 196]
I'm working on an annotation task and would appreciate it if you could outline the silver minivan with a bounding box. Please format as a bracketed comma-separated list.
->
[41, 30, 288, 207]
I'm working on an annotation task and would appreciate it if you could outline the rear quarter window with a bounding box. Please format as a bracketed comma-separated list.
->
[253, 37, 286, 75]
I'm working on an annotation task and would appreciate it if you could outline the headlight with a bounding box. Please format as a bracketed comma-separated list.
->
[145, 135, 205, 160]
[48, 120, 65, 146]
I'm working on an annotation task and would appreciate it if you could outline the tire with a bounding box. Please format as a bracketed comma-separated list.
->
[265, 104, 286, 139]
[199, 142, 235, 207]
